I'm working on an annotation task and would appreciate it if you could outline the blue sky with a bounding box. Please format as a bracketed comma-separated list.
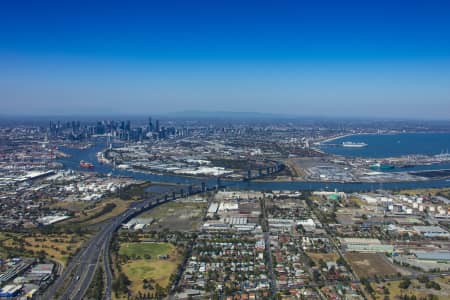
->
[1, 0, 450, 118]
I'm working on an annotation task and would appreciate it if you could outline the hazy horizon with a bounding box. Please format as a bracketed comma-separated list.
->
[1, 1, 450, 119]
[2, 110, 450, 124]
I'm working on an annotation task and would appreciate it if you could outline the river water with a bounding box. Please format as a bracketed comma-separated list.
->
[58, 138, 450, 192]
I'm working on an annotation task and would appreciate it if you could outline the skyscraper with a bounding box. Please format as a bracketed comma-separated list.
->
[148, 117, 153, 132]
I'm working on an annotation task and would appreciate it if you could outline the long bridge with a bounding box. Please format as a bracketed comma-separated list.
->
[40, 180, 223, 300]
[243, 161, 285, 181]
[41, 159, 287, 300]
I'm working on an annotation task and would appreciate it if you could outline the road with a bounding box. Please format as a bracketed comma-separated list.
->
[40, 216, 120, 300]
[102, 233, 113, 300]
[260, 198, 277, 298]
[42, 183, 450, 300]
[40, 184, 213, 300]
[40, 159, 287, 298]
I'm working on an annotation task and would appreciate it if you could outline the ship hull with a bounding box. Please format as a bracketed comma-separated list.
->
[80, 160, 94, 169]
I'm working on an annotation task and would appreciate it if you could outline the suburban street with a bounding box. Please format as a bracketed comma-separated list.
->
[39, 185, 202, 300]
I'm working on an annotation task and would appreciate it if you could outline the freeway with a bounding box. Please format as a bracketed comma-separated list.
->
[40, 184, 210, 300]
[260, 198, 277, 297]
[42, 181, 450, 300]
[102, 233, 113, 300]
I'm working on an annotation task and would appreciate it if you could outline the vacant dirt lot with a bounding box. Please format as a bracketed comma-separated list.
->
[345, 252, 400, 278]
[140, 200, 207, 231]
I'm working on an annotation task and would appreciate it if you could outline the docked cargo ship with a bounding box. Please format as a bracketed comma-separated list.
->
[79, 160, 94, 169]
[342, 141, 368, 148]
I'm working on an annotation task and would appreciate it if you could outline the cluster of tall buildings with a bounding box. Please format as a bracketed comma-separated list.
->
[48, 117, 187, 142]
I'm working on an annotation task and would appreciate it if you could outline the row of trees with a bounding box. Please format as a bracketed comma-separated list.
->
[86, 266, 104, 299]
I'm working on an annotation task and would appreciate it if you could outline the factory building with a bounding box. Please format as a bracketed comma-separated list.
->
[340, 238, 394, 253]
[412, 226, 450, 238]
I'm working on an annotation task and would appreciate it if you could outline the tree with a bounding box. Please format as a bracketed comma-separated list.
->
[425, 280, 440, 290]
[86, 267, 104, 299]
[37, 250, 46, 262]
[418, 275, 429, 284]
[399, 278, 411, 290]
[112, 272, 130, 296]
[336, 256, 346, 266]
[154, 283, 166, 299]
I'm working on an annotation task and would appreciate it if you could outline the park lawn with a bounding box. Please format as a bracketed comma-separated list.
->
[119, 242, 173, 258]
[50, 199, 89, 211]
[0, 232, 10, 241]
[0, 249, 8, 260]
[25, 234, 86, 266]
[435, 275, 450, 288]
[117, 242, 182, 299]
[0, 232, 10, 256]
[84, 198, 130, 225]
[397, 187, 450, 197]
[346, 196, 365, 207]
[3, 233, 86, 266]
[370, 279, 444, 300]
[0, 232, 25, 259]
[122, 259, 180, 295]
[58, 198, 130, 226]
[0, 234, 9, 259]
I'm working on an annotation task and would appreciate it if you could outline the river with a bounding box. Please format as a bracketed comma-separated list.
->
[57, 139, 450, 192]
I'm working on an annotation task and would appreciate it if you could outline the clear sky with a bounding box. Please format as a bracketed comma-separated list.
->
[1, 0, 450, 119]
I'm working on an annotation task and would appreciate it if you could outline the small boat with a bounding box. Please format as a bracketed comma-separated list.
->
[80, 160, 94, 169]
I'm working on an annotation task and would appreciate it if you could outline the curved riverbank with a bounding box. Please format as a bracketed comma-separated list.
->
[56, 139, 450, 192]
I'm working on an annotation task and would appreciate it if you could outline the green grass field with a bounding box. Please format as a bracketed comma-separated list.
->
[119, 242, 173, 258]
[0, 232, 86, 266]
[122, 259, 179, 286]
[116, 242, 182, 299]
[370, 278, 449, 300]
